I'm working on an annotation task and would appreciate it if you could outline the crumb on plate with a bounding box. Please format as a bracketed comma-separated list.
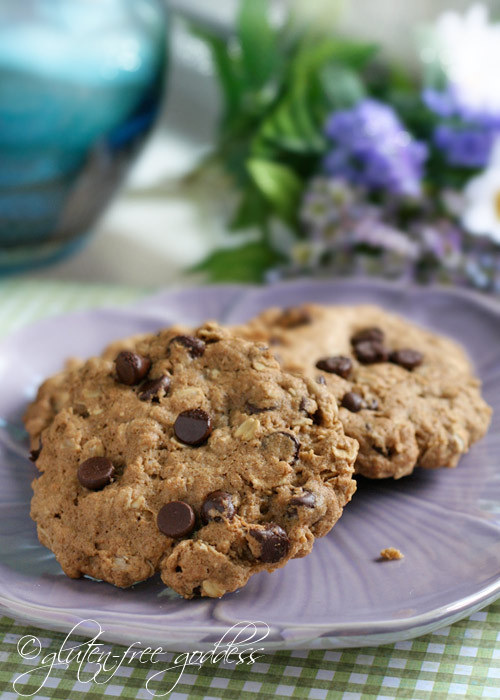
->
[380, 547, 404, 561]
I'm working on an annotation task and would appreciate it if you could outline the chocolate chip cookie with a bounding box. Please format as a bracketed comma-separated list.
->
[24, 322, 357, 598]
[235, 304, 492, 479]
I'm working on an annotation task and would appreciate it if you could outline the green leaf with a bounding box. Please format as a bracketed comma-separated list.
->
[252, 36, 374, 157]
[237, 0, 277, 89]
[191, 27, 242, 123]
[256, 88, 326, 154]
[229, 187, 269, 231]
[319, 64, 366, 108]
[247, 159, 303, 223]
[291, 36, 378, 76]
[192, 241, 283, 282]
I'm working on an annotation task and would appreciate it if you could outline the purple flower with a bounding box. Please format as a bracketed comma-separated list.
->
[324, 99, 428, 197]
[300, 177, 355, 231]
[433, 124, 496, 168]
[422, 88, 456, 119]
[423, 88, 500, 168]
[288, 173, 500, 294]
[414, 220, 463, 266]
[299, 176, 421, 262]
[349, 218, 420, 259]
[423, 86, 500, 128]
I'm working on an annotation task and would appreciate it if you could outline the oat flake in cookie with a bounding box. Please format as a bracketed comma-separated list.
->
[235, 304, 492, 479]
[24, 323, 358, 598]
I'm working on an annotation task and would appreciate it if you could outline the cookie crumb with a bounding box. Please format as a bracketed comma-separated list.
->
[380, 547, 404, 561]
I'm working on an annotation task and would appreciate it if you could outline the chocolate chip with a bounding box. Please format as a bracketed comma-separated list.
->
[341, 392, 364, 412]
[77, 457, 115, 490]
[289, 491, 316, 508]
[390, 348, 423, 370]
[367, 398, 379, 410]
[316, 375, 326, 385]
[315, 356, 352, 378]
[201, 491, 235, 524]
[139, 375, 171, 402]
[174, 408, 212, 446]
[354, 340, 389, 364]
[262, 431, 300, 464]
[157, 501, 195, 538]
[312, 408, 323, 425]
[351, 327, 384, 345]
[29, 443, 42, 462]
[277, 307, 312, 328]
[250, 524, 290, 563]
[115, 351, 151, 385]
[169, 335, 205, 358]
[372, 444, 394, 457]
[246, 402, 277, 415]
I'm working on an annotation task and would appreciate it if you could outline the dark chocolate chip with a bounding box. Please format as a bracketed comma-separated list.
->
[289, 491, 316, 508]
[277, 307, 312, 329]
[250, 523, 290, 563]
[157, 501, 195, 538]
[312, 408, 323, 425]
[77, 457, 115, 490]
[115, 351, 151, 386]
[315, 355, 353, 378]
[246, 402, 277, 415]
[29, 443, 42, 462]
[262, 431, 300, 464]
[351, 327, 384, 345]
[201, 491, 235, 524]
[341, 392, 364, 412]
[316, 375, 326, 385]
[390, 348, 423, 370]
[373, 444, 394, 457]
[169, 335, 205, 358]
[354, 340, 389, 364]
[139, 375, 171, 402]
[174, 408, 212, 446]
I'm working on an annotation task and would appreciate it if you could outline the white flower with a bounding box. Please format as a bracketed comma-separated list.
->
[429, 4, 500, 119]
[462, 139, 500, 243]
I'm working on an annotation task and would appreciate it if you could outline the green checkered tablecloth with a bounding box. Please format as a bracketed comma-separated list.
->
[1, 278, 500, 700]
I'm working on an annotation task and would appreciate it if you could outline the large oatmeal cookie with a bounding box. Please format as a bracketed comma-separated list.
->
[24, 322, 357, 598]
[235, 304, 491, 479]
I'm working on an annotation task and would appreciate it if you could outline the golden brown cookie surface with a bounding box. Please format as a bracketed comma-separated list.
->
[24, 322, 357, 598]
[235, 304, 492, 479]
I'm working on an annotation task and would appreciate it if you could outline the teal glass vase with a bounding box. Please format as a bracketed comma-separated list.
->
[0, 0, 168, 272]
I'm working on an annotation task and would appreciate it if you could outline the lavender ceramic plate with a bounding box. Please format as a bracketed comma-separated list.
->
[1, 279, 499, 650]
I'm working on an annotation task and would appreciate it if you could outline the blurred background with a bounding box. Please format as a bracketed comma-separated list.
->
[2, 0, 500, 288]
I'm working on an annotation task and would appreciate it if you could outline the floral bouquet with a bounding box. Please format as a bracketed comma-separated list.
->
[190, 1, 500, 291]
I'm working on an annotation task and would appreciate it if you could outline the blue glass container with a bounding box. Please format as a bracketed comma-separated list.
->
[0, 0, 167, 272]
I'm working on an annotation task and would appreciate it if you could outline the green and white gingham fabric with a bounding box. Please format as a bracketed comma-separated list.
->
[1, 278, 500, 700]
